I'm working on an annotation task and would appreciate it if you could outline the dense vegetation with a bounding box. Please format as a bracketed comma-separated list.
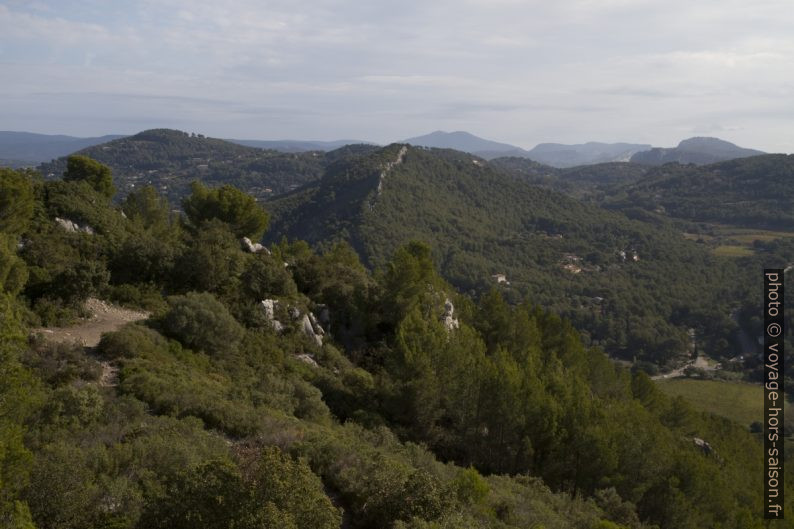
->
[489, 158, 650, 198]
[1, 159, 788, 528]
[601, 154, 794, 230]
[267, 145, 759, 368]
[38, 129, 329, 203]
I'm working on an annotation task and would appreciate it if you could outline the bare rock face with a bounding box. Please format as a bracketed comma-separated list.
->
[55, 217, 95, 235]
[241, 237, 270, 254]
[296, 353, 319, 367]
[261, 299, 284, 332]
[693, 437, 714, 456]
[261, 299, 325, 345]
[308, 312, 325, 336]
[301, 314, 323, 347]
[441, 298, 460, 331]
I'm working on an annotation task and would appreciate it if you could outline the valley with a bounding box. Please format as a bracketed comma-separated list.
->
[1, 129, 791, 529]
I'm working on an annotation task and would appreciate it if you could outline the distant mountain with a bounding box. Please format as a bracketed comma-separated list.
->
[265, 144, 738, 363]
[630, 137, 764, 165]
[402, 133, 654, 167]
[0, 131, 125, 164]
[227, 138, 376, 152]
[526, 142, 651, 168]
[402, 131, 525, 159]
[38, 129, 329, 203]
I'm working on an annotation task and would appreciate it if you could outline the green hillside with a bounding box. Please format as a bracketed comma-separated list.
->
[604, 154, 794, 229]
[38, 128, 328, 203]
[267, 145, 747, 367]
[490, 158, 651, 198]
[0, 161, 780, 528]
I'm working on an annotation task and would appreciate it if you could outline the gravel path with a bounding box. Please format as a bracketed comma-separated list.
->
[31, 298, 149, 348]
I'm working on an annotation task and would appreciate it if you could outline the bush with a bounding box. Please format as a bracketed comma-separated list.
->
[182, 182, 269, 240]
[139, 448, 340, 529]
[97, 324, 169, 361]
[23, 339, 102, 386]
[452, 467, 489, 505]
[157, 292, 243, 356]
[240, 254, 297, 300]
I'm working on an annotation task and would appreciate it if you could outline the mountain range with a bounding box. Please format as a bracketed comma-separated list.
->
[629, 137, 765, 165]
[0, 131, 125, 166]
[398, 130, 764, 167]
[2, 129, 769, 169]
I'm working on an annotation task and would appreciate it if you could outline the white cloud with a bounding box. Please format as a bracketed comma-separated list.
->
[0, 0, 792, 150]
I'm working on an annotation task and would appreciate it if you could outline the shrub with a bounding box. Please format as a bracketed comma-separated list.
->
[157, 292, 243, 356]
[97, 324, 169, 361]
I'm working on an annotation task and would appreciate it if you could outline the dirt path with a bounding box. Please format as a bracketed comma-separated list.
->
[31, 298, 149, 348]
[652, 355, 719, 380]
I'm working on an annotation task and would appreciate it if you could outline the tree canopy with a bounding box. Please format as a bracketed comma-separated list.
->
[183, 181, 269, 240]
[63, 155, 115, 199]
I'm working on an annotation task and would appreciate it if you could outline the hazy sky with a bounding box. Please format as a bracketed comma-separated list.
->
[1, 0, 792, 151]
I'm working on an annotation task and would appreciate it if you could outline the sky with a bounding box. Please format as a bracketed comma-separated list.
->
[1, 0, 793, 151]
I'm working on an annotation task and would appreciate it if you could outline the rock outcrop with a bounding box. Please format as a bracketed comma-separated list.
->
[261, 299, 285, 332]
[260, 299, 326, 346]
[296, 353, 319, 367]
[301, 313, 324, 347]
[241, 237, 270, 254]
[55, 217, 95, 235]
[441, 298, 460, 331]
[693, 437, 715, 456]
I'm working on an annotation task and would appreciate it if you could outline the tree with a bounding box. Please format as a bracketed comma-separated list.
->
[138, 460, 259, 529]
[122, 185, 173, 234]
[182, 182, 269, 240]
[0, 294, 41, 528]
[0, 168, 34, 237]
[157, 292, 244, 356]
[0, 235, 28, 295]
[63, 155, 115, 199]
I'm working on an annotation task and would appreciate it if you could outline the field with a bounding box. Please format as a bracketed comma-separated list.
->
[712, 245, 755, 257]
[684, 225, 794, 257]
[656, 378, 793, 432]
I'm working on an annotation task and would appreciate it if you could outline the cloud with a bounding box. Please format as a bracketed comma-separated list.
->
[0, 0, 792, 150]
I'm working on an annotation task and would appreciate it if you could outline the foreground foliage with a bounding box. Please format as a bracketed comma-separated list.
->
[0, 161, 789, 529]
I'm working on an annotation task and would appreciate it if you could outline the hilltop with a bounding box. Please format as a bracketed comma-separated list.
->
[266, 144, 747, 366]
[402, 130, 524, 159]
[630, 137, 765, 165]
[526, 142, 651, 168]
[38, 129, 328, 202]
[227, 138, 376, 152]
[605, 153, 794, 229]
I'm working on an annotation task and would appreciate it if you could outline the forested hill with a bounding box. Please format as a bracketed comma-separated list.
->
[0, 161, 780, 528]
[489, 157, 651, 197]
[266, 145, 746, 366]
[605, 153, 794, 229]
[38, 128, 329, 203]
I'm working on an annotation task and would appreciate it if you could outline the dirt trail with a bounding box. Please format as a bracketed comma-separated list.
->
[31, 298, 149, 348]
[652, 355, 717, 380]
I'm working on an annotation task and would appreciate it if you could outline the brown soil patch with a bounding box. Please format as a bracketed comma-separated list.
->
[31, 298, 150, 348]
